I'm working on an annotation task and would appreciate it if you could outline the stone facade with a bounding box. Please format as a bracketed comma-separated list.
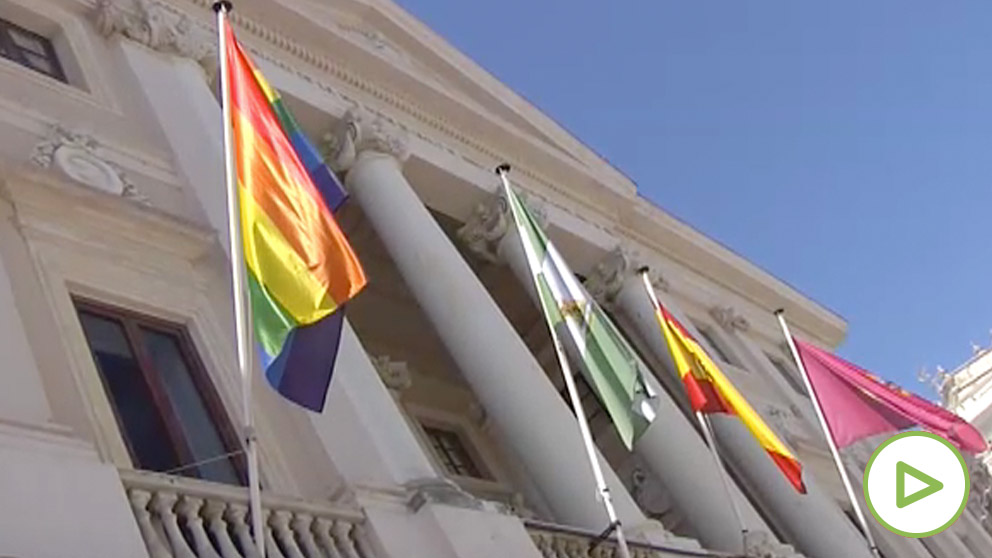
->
[0, 1, 990, 558]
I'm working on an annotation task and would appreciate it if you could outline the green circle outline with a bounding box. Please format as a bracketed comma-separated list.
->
[862, 431, 970, 538]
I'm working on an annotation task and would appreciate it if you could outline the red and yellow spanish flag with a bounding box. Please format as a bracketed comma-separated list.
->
[654, 305, 806, 493]
[223, 20, 366, 411]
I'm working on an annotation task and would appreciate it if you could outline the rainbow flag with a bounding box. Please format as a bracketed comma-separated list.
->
[655, 305, 806, 494]
[223, 21, 366, 411]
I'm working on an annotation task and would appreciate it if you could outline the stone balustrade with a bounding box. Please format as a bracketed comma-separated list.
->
[120, 469, 378, 558]
[525, 521, 744, 558]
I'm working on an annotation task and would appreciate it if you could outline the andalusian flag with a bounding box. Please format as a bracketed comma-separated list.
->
[655, 305, 806, 493]
[224, 21, 366, 411]
[502, 182, 657, 449]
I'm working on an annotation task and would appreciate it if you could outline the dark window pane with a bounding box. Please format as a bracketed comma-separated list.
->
[423, 426, 483, 478]
[141, 328, 241, 485]
[0, 19, 65, 82]
[78, 312, 182, 473]
[23, 52, 53, 75]
[8, 28, 45, 54]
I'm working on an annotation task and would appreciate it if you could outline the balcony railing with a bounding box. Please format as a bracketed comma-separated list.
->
[120, 469, 378, 558]
[525, 521, 744, 558]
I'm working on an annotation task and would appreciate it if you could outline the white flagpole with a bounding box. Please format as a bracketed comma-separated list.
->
[214, 3, 265, 556]
[775, 310, 880, 558]
[636, 270, 749, 545]
[496, 165, 632, 558]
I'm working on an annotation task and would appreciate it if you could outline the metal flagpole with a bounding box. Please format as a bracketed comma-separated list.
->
[636, 270, 750, 545]
[214, 2, 266, 556]
[496, 165, 633, 558]
[775, 310, 881, 558]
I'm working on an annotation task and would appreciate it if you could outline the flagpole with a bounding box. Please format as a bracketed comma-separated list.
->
[775, 310, 880, 558]
[635, 270, 750, 545]
[496, 165, 632, 558]
[214, 2, 266, 556]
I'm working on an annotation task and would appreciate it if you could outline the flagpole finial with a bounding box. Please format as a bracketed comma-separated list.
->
[495, 163, 511, 175]
[213, 1, 233, 13]
[774, 308, 785, 316]
[636, 266, 650, 275]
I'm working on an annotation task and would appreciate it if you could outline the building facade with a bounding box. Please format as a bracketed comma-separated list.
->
[0, 1, 990, 557]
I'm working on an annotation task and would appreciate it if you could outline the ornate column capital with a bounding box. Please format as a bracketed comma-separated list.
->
[585, 245, 669, 307]
[455, 187, 547, 263]
[93, 0, 215, 70]
[370, 355, 412, 394]
[709, 305, 750, 334]
[324, 107, 410, 171]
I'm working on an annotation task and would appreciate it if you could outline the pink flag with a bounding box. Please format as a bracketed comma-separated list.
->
[794, 339, 987, 455]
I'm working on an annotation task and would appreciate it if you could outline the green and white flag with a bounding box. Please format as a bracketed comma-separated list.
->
[503, 183, 659, 449]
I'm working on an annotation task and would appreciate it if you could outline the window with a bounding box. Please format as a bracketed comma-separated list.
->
[422, 425, 486, 479]
[768, 353, 808, 396]
[0, 18, 65, 82]
[696, 325, 735, 365]
[74, 299, 245, 485]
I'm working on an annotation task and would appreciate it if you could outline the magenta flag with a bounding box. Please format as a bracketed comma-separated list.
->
[794, 339, 987, 455]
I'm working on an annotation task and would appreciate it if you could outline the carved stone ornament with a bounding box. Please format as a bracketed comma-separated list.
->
[30, 126, 150, 205]
[370, 355, 412, 393]
[709, 305, 751, 333]
[324, 106, 410, 172]
[455, 188, 547, 263]
[93, 0, 215, 73]
[584, 245, 669, 307]
[405, 477, 481, 512]
[743, 530, 804, 558]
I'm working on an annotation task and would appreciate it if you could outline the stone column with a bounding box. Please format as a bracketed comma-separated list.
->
[583, 246, 875, 558]
[326, 108, 649, 535]
[457, 192, 802, 555]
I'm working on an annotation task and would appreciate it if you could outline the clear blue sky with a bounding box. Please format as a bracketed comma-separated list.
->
[396, 0, 992, 396]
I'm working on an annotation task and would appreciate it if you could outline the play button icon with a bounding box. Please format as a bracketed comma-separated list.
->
[895, 461, 943, 508]
[864, 432, 970, 537]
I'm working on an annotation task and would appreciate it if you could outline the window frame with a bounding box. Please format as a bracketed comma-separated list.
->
[73, 296, 247, 484]
[418, 420, 492, 481]
[0, 16, 65, 82]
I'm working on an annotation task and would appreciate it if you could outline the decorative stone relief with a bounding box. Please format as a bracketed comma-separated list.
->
[324, 106, 410, 171]
[370, 355, 412, 393]
[455, 188, 547, 263]
[30, 126, 150, 205]
[584, 245, 669, 307]
[762, 404, 798, 445]
[967, 457, 991, 526]
[405, 477, 481, 512]
[710, 305, 750, 334]
[93, 0, 215, 74]
[743, 530, 804, 558]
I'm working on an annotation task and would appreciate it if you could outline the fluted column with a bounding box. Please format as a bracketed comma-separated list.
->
[326, 108, 645, 533]
[458, 192, 775, 553]
[584, 246, 874, 558]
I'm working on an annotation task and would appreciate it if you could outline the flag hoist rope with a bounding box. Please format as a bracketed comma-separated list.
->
[214, 2, 266, 556]
[775, 310, 881, 558]
[636, 269, 750, 548]
[496, 164, 632, 558]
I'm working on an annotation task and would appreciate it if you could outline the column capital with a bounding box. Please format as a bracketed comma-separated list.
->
[93, 0, 215, 70]
[585, 245, 669, 307]
[456, 187, 547, 263]
[325, 107, 410, 171]
[709, 305, 750, 334]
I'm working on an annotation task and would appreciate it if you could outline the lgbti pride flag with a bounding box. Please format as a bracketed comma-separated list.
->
[654, 305, 806, 493]
[793, 340, 987, 455]
[223, 20, 366, 411]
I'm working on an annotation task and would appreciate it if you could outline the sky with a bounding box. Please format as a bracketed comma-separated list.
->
[395, 0, 992, 396]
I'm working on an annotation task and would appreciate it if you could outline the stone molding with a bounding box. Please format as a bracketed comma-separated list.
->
[405, 477, 482, 512]
[584, 245, 669, 307]
[455, 187, 547, 263]
[709, 305, 751, 334]
[369, 355, 412, 393]
[93, 0, 216, 73]
[30, 125, 149, 206]
[324, 107, 410, 171]
[744, 530, 805, 558]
